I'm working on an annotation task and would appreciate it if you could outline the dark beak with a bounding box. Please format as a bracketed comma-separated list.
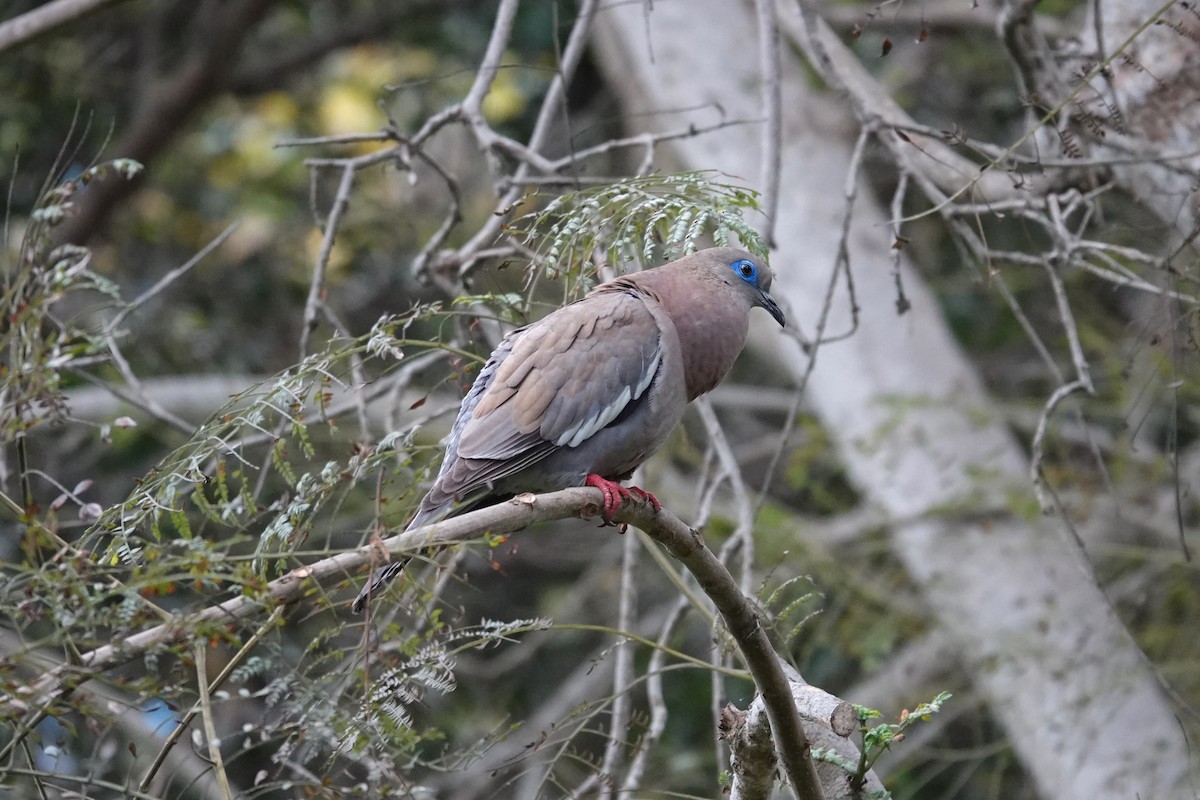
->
[759, 290, 785, 328]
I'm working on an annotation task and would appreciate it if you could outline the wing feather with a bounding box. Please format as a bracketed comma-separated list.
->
[431, 287, 665, 501]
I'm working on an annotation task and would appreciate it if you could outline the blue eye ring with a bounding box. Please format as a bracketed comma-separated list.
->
[731, 258, 758, 285]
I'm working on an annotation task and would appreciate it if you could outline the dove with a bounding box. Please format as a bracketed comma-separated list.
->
[353, 246, 784, 612]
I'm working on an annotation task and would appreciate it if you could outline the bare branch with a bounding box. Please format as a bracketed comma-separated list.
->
[597, 530, 639, 800]
[193, 640, 235, 800]
[105, 222, 240, 336]
[460, 0, 522, 178]
[696, 398, 756, 592]
[0, 0, 129, 53]
[726, 664, 866, 800]
[779, 0, 1020, 203]
[1031, 380, 1089, 512]
[619, 597, 685, 794]
[300, 162, 356, 358]
[449, 0, 601, 277]
[97, 335, 192, 433]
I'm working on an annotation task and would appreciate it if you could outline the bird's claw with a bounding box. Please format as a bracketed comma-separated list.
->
[585, 474, 629, 522]
[584, 474, 661, 523]
[626, 486, 662, 513]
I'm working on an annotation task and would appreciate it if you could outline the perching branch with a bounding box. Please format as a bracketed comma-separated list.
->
[608, 504, 826, 800]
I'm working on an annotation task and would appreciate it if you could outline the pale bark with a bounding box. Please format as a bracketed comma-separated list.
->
[592, 2, 1190, 797]
[726, 671, 878, 800]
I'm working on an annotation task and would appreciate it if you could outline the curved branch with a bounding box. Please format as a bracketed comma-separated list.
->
[612, 501, 825, 800]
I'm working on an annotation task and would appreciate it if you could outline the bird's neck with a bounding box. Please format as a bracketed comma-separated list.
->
[631, 267, 749, 401]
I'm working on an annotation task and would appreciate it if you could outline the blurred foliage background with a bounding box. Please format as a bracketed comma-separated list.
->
[1, 0, 1197, 798]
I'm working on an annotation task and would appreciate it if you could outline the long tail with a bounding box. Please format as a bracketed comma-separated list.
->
[350, 503, 447, 613]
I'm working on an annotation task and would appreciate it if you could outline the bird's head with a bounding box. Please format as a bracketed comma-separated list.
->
[706, 247, 786, 328]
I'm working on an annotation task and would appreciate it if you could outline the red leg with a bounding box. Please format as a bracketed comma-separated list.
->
[584, 474, 661, 521]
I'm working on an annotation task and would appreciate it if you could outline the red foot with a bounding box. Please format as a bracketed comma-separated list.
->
[584, 474, 661, 522]
[627, 486, 662, 513]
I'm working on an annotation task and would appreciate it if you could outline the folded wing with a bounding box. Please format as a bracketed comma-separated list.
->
[428, 286, 665, 504]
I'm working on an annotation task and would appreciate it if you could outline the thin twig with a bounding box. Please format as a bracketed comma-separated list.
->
[1030, 379, 1087, 511]
[697, 398, 756, 593]
[1043, 254, 1095, 393]
[106, 222, 239, 335]
[619, 597, 685, 795]
[888, 171, 912, 314]
[194, 640, 236, 800]
[598, 530, 639, 800]
[317, 304, 370, 439]
[1166, 294, 1193, 562]
[68, 367, 193, 434]
[755, 127, 870, 506]
[300, 162, 356, 359]
[409, 148, 463, 281]
[825, 124, 869, 345]
[139, 607, 283, 793]
[495, 117, 762, 190]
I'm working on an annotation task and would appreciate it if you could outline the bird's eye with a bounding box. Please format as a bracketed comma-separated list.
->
[731, 259, 758, 285]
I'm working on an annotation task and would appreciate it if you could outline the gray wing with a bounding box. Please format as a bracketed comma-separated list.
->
[356, 284, 668, 613]
[418, 285, 665, 511]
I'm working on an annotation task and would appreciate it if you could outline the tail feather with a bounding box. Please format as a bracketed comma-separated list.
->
[350, 502, 451, 613]
[351, 558, 410, 614]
